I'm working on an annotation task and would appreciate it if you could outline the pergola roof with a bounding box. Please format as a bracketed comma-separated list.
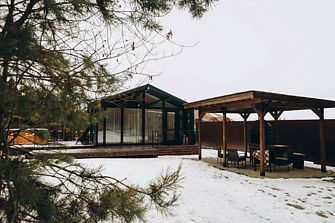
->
[184, 90, 335, 113]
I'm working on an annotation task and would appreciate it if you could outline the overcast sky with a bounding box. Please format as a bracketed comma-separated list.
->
[131, 0, 335, 120]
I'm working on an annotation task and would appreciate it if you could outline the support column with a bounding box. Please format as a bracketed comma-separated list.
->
[198, 110, 203, 160]
[222, 112, 227, 166]
[259, 111, 265, 176]
[312, 108, 326, 172]
[240, 113, 250, 158]
[320, 113, 326, 172]
[270, 110, 283, 143]
[255, 105, 267, 176]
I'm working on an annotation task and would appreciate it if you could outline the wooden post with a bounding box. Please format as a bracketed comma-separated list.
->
[198, 110, 203, 160]
[240, 113, 250, 158]
[222, 112, 227, 166]
[255, 106, 266, 176]
[259, 111, 266, 176]
[270, 110, 283, 143]
[312, 108, 327, 172]
[274, 117, 279, 144]
[320, 112, 326, 172]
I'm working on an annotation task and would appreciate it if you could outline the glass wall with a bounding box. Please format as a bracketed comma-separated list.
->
[123, 108, 142, 143]
[95, 107, 187, 145]
[106, 108, 121, 144]
[145, 109, 163, 143]
[167, 111, 175, 141]
[97, 117, 104, 144]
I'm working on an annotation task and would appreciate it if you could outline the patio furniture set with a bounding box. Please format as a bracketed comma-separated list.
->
[220, 144, 305, 172]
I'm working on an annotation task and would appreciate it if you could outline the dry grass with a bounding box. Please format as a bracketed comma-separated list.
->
[199, 157, 335, 179]
[286, 203, 305, 210]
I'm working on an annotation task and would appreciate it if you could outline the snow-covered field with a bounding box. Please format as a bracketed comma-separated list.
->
[79, 150, 335, 223]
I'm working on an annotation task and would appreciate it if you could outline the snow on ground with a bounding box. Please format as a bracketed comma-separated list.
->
[11, 141, 89, 150]
[79, 150, 335, 223]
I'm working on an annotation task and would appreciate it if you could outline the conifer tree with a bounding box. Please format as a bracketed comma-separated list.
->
[0, 0, 215, 222]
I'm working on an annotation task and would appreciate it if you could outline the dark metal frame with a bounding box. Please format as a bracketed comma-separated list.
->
[92, 84, 195, 146]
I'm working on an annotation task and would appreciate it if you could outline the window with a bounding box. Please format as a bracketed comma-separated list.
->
[145, 109, 163, 143]
[97, 117, 104, 144]
[106, 108, 121, 144]
[123, 109, 142, 143]
[167, 112, 175, 141]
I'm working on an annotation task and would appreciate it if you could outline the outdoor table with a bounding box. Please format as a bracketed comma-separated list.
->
[268, 145, 289, 155]
[268, 144, 289, 148]
[268, 144, 289, 151]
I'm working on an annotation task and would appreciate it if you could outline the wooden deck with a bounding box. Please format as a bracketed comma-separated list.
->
[158, 145, 198, 156]
[42, 145, 198, 159]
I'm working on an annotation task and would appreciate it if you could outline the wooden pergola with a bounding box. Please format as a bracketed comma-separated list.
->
[184, 91, 335, 176]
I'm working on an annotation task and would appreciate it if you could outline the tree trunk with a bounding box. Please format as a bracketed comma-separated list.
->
[6, 179, 18, 223]
[0, 117, 11, 161]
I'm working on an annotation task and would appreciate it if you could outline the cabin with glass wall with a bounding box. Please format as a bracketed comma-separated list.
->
[92, 84, 195, 146]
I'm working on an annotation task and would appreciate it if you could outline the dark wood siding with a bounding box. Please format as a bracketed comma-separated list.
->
[199, 120, 335, 165]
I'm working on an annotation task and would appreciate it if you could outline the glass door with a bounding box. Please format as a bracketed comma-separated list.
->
[166, 111, 176, 144]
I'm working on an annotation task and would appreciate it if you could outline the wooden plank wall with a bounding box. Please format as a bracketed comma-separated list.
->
[199, 122, 244, 150]
[276, 120, 335, 165]
[199, 120, 335, 165]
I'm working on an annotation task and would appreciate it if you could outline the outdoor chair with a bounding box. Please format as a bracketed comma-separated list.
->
[216, 147, 224, 163]
[76, 126, 91, 144]
[249, 144, 259, 166]
[252, 149, 271, 171]
[270, 147, 293, 171]
[226, 149, 246, 169]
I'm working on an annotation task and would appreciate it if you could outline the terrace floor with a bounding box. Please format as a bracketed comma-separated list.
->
[32, 144, 198, 158]
[201, 156, 335, 179]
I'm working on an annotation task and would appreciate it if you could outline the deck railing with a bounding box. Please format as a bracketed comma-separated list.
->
[151, 130, 197, 148]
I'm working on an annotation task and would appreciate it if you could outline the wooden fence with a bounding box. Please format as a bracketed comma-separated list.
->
[199, 120, 335, 165]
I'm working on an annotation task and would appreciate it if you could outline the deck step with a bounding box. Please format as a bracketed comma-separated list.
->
[35, 145, 198, 159]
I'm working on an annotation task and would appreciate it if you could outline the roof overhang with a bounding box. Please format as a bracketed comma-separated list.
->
[100, 84, 186, 109]
[184, 91, 335, 114]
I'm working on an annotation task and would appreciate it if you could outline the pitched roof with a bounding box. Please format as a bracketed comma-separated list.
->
[101, 84, 186, 109]
[184, 90, 335, 113]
